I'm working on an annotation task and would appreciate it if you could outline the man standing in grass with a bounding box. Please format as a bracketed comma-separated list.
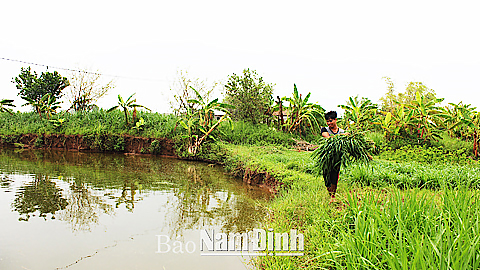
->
[321, 111, 345, 202]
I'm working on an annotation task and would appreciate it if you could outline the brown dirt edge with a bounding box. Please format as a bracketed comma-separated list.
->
[0, 133, 176, 156]
[0, 133, 282, 194]
[230, 166, 282, 194]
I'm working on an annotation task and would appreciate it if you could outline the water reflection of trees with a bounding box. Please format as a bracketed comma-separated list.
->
[114, 180, 140, 212]
[58, 181, 114, 232]
[12, 173, 116, 231]
[0, 174, 13, 189]
[168, 164, 267, 237]
[13, 175, 68, 221]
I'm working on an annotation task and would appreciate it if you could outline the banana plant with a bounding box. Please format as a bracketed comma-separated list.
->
[448, 103, 480, 158]
[0, 99, 15, 114]
[281, 84, 325, 135]
[42, 94, 62, 119]
[444, 102, 476, 140]
[375, 102, 415, 140]
[376, 111, 397, 138]
[405, 92, 445, 142]
[186, 86, 234, 132]
[393, 103, 415, 133]
[49, 118, 66, 130]
[21, 93, 61, 119]
[177, 87, 234, 156]
[461, 111, 480, 158]
[107, 93, 150, 126]
[131, 117, 146, 132]
[339, 96, 378, 131]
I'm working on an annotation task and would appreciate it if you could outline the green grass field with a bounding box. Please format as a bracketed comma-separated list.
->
[214, 143, 480, 270]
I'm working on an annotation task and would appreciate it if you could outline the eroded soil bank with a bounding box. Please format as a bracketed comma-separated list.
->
[0, 133, 175, 156]
[0, 133, 281, 193]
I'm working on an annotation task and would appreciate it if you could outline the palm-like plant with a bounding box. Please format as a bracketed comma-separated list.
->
[462, 111, 480, 158]
[107, 93, 150, 126]
[443, 102, 476, 140]
[339, 96, 378, 131]
[447, 103, 480, 158]
[178, 87, 234, 155]
[405, 92, 445, 142]
[281, 84, 325, 135]
[186, 87, 233, 132]
[42, 94, 62, 119]
[0, 99, 15, 114]
[21, 93, 61, 119]
[375, 104, 415, 139]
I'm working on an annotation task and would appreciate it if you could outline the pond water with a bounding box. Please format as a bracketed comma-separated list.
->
[0, 148, 270, 270]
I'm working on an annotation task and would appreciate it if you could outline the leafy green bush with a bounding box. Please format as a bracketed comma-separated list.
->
[431, 131, 473, 154]
[379, 144, 472, 164]
[149, 140, 162, 154]
[83, 132, 125, 152]
[364, 131, 387, 154]
[34, 136, 44, 148]
[224, 69, 274, 124]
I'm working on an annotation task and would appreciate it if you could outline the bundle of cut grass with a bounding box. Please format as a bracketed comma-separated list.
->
[311, 133, 372, 184]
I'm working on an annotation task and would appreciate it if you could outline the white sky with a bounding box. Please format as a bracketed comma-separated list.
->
[1, 0, 479, 115]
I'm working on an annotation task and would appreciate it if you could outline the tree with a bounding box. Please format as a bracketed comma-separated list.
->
[281, 84, 325, 135]
[375, 104, 414, 140]
[13, 67, 69, 112]
[178, 87, 234, 156]
[169, 70, 218, 116]
[66, 69, 115, 112]
[339, 96, 378, 131]
[107, 93, 150, 126]
[224, 69, 274, 124]
[459, 111, 480, 158]
[21, 93, 62, 119]
[0, 99, 15, 114]
[380, 77, 437, 112]
[405, 92, 445, 142]
[377, 78, 446, 142]
[444, 102, 475, 139]
[446, 103, 480, 158]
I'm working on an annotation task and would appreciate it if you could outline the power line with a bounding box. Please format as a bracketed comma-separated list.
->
[0, 57, 169, 82]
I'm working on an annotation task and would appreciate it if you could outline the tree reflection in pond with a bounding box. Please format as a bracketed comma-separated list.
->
[12, 175, 68, 221]
[115, 180, 141, 211]
[167, 163, 267, 238]
[0, 174, 13, 189]
[58, 181, 114, 232]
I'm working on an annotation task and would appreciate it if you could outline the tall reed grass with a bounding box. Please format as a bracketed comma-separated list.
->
[329, 188, 480, 269]
[260, 186, 480, 270]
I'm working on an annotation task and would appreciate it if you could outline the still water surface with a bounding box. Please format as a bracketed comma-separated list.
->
[0, 148, 269, 270]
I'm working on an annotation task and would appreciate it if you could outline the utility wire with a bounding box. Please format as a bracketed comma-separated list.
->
[1, 57, 169, 82]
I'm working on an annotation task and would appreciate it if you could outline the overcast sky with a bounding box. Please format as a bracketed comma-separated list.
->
[1, 0, 479, 115]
